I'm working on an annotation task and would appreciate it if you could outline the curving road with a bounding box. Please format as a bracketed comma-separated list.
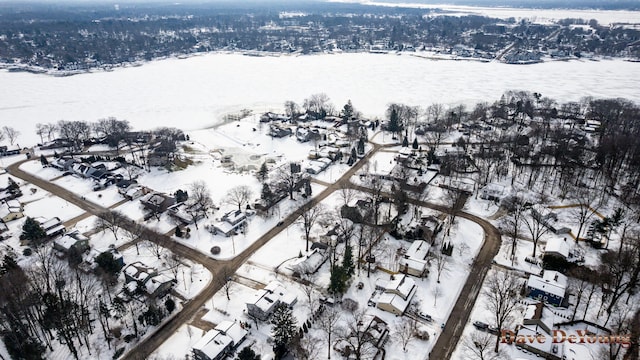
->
[8, 138, 500, 360]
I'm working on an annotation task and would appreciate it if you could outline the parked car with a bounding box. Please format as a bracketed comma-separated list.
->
[488, 325, 499, 335]
[473, 321, 489, 330]
[417, 311, 433, 322]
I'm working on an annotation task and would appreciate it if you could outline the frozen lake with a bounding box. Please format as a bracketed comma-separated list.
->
[1, 52, 639, 145]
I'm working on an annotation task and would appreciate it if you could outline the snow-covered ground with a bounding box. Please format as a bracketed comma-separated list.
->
[1, 53, 639, 147]
[329, 1, 640, 26]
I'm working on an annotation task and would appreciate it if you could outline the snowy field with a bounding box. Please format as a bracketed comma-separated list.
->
[1, 53, 639, 147]
[330, 1, 640, 25]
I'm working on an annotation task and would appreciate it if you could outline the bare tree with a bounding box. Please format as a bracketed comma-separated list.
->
[145, 238, 167, 260]
[338, 184, 357, 208]
[432, 250, 449, 283]
[394, 317, 417, 352]
[276, 163, 302, 200]
[462, 331, 504, 360]
[93, 117, 130, 152]
[292, 334, 322, 360]
[284, 100, 300, 120]
[303, 93, 332, 119]
[225, 185, 253, 211]
[57, 120, 91, 151]
[444, 188, 467, 224]
[186, 181, 214, 228]
[523, 210, 550, 258]
[500, 196, 526, 266]
[570, 188, 602, 241]
[218, 266, 234, 301]
[2, 126, 20, 146]
[298, 202, 327, 252]
[338, 310, 378, 360]
[483, 270, 522, 353]
[164, 254, 182, 282]
[95, 211, 127, 241]
[318, 306, 341, 360]
[297, 265, 319, 317]
[123, 221, 145, 255]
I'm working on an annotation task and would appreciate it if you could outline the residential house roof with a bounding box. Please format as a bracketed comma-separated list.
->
[527, 270, 567, 298]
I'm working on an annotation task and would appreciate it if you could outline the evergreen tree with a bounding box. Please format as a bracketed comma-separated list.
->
[174, 189, 188, 203]
[20, 217, 46, 244]
[96, 251, 122, 275]
[329, 265, 346, 295]
[412, 138, 419, 149]
[343, 244, 355, 276]
[357, 137, 365, 155]
[6, 177, 19, 191]
[257, 162, 269, 182]
[237, 346, 261, 360]
[175, 226, 183, 238]
[388, 108, 402, 136]
[261, 183, 274, 203]
[402, 136, 409, 147]
[40, 154, 49, 166]
[342, 100, 354, 121]
[271, 303, 297, 359]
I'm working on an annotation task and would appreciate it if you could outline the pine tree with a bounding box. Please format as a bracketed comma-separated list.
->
[271, 304, 297, 359]
[343, 244, 355, 276]
[412, 138, 419, 149]
[40, 154, 49, 166]
[257, 162, 269, 182]
[6, 177, 19, 191]
[237, 346, 261, 360]
[329, 265, 346, 295]
[357, 137, 365, 155]
[388, 108, 402, 136]
[261, 183, 274, 203]
[402, 136, 409, 147]
[342, 100, 354, 121]
[20, 217, 46, 244]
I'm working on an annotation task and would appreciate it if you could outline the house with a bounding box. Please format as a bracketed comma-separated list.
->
[376, 274, 417, 315]
[246, 281, 297, 321]
[290, 247, 329, 275]
[515, 302, 562, 359]
[210, 210, 247, 237]
[144, 274, 174, 298]
[53, 230, 90, 254]
[116, 179, 138, 195]
[140, 192, 176, 214]
[123, 261, 157, 285]
[168, 202, 203, 224]
[124, 186, 146, 200]
[37, 217, 65, 237]
[526, 270, 567, 307]
[51, 157, 76, 171]
[269, 125, 292, 138]
[543, 237, 571, 261]
[0, 200, 24, 223]
[398, 240, 430, 277]
[192, 321, 248, 360]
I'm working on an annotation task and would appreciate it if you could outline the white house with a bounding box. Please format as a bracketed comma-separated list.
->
[192, 321, 248, 360]
[398, 240, 431, 277]
[211, 210, 247, 237]
[543, 237, 571, 260]
[289, 248, 329, 275]
[246, 281, 297, 321]
[376, 274, 417, 315]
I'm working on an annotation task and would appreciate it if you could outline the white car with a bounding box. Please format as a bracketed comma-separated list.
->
[417, 312, 432, 322]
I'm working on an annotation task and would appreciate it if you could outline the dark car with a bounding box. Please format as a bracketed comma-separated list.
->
[473, 321, 489, 331]
[276, 220, 284, 227]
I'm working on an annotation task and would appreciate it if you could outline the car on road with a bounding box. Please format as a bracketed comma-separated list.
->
[488, 325, 499, 335]
[473, 321, 489, 331]
[276, 220, 284, 226]
[417, 311, 433, 322]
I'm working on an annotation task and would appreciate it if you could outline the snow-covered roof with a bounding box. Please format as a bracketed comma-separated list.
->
[144, 274, 173, 295]
[215, 321, 247, 345]
[385, 274, 416, 299]
[527, 271, 567, 298]
[544, 237, 571, 259]
[377, 285, 415, 315]
[290, 248, 328, 274]
[40, 217, 62, 230]
[192, 329, 233, 360]
[53, 234, 82, 250]
[222, 210, 246, 225]
[398, 257, 428, 274]
[405, 240, 429, 260]
[248, 281, 296, 313]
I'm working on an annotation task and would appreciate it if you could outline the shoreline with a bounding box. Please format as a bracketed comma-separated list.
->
[0, 49, 634, 78]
